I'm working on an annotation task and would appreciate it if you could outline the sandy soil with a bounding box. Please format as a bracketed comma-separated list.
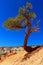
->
[0, 46, 43, 65]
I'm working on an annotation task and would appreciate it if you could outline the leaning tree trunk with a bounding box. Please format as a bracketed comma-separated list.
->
[24, 24, 32, 52]
[24, 22, 40, 52]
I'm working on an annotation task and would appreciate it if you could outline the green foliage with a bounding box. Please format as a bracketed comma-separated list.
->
[15, 14, 27, 23]
[26, 2, 32, 9]
[19, 2, 36, 19]
[3, 2, 36, 31]
[3, 18, 22, 30]
[29, 12, 36, 19]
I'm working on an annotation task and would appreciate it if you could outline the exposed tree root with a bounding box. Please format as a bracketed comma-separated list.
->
[21, 46, 41, 61]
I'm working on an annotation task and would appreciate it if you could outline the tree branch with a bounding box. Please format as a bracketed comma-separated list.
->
[24, 31, 28, 35]
[31, 20, 40, 32]
[15, 25, 27, 29]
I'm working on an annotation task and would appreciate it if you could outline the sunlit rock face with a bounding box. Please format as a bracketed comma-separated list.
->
[0, 46, 43, 65]
[0, 47, 24, 56]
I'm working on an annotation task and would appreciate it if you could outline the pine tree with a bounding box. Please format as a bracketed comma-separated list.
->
[3, 2, 40, 52]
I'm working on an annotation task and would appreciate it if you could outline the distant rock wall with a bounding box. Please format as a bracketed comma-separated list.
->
[0, 47, 24, 57]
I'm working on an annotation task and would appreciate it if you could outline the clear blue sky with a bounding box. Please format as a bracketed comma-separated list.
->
[0, 0, 43, 47]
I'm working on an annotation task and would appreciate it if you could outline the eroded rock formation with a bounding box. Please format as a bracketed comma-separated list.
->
[0, 46, 43, 65]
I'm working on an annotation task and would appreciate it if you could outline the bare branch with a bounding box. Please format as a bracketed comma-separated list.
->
[24, 31, 28, 35]
[31, 20, 40, 32]
[31, 28, 40, 32]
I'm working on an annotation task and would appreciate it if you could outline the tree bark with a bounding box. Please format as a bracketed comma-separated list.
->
[24, 28, 32, 52]
[24, 22, 32, 52]
[24, 22, 40, 52]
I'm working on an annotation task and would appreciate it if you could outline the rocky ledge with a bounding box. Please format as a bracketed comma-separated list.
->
[0, 46, 43, 65]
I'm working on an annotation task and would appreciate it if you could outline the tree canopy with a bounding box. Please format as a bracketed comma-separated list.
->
[3, 2, 36, 31]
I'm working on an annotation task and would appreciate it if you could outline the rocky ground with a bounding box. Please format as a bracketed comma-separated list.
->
[0, 46, 43, 65]
[0, 47, 24, 56]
